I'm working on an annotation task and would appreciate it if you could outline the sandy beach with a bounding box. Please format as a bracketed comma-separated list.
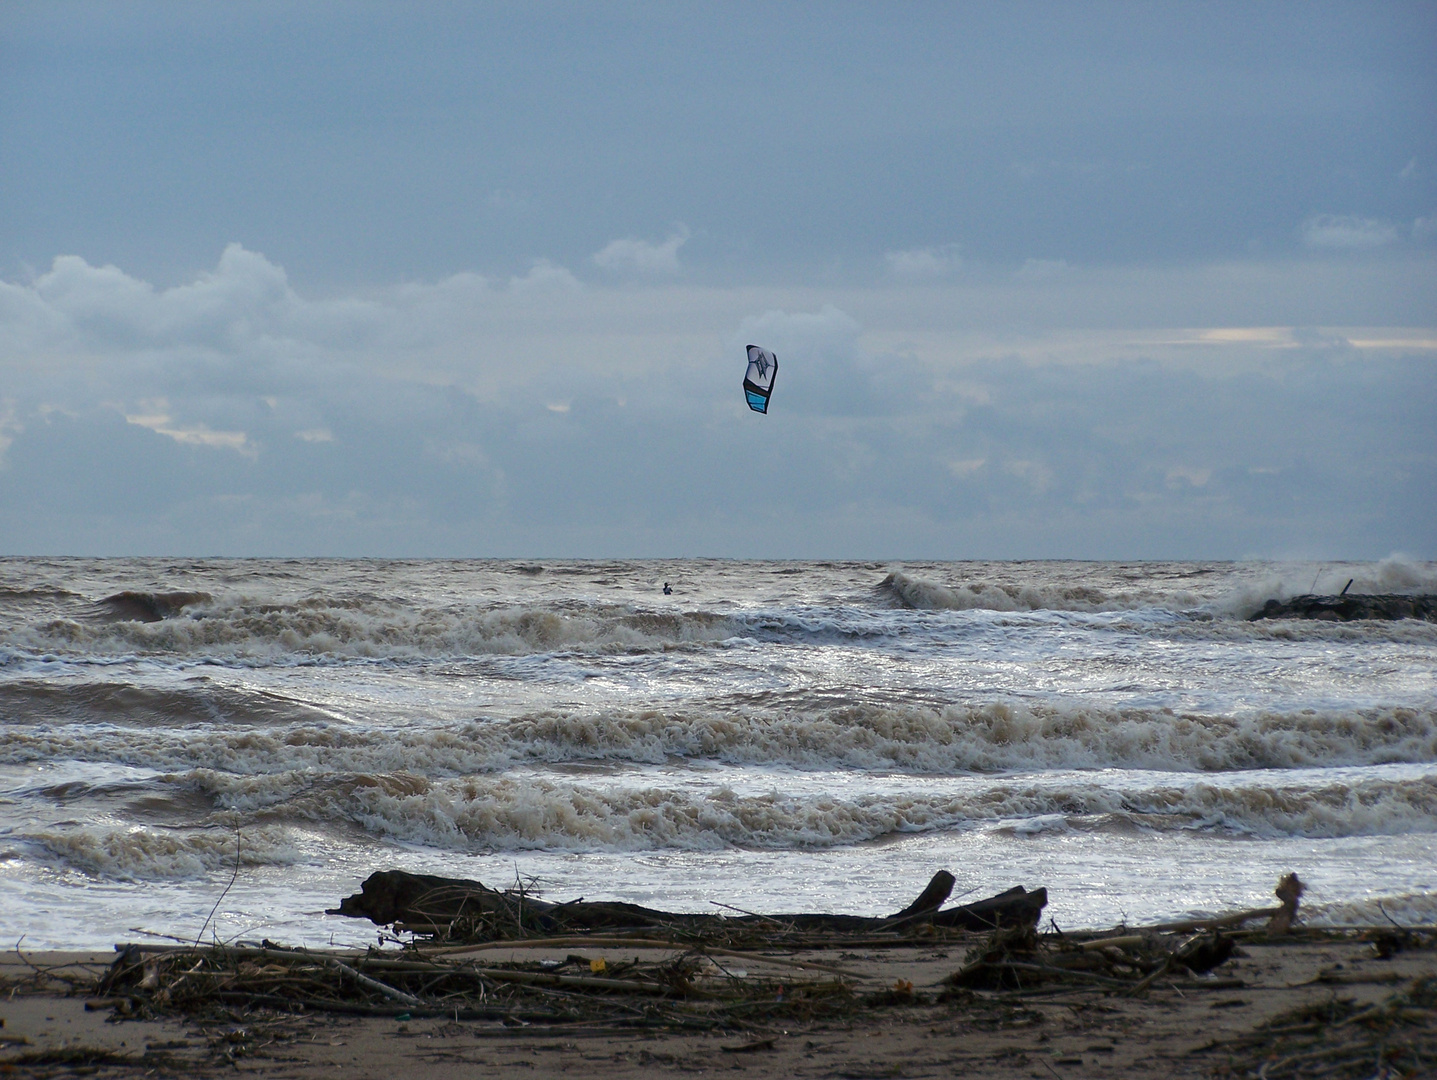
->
[3, 928, 1433, 1079]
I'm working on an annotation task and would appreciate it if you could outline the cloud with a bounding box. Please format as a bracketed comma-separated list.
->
[0, 246, 1433, 557]
[591, 226, 690, 276]
[735, 304, 860, 363]
[508, 259, 582, 294]
[1014, 258, 1068, 281]
[1301, 215, 1398, 250]
[1414, 215, 1437, 244]
[885, 245, 961, 278]
[1165, 466, 1212, 489]
[125, 412, 255, 456]
[0, 401, 19, 465]
[33, 243, 298, 350]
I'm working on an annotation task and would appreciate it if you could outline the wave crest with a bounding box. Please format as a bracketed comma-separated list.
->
[5, 698, 1435, 775]
[173, 770, 1437, 853]
[12, 600, 741, 660]
[878, 571, 1187, 613]
[29, 823, 297, 880]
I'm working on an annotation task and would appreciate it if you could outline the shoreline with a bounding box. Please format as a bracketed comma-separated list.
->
[3, 928, 1433, 1079]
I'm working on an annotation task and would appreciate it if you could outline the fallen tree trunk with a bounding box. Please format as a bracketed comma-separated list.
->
[328, 869, 1046, 941]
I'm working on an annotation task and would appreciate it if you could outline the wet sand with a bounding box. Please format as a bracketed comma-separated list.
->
[2, 935, 1433, 1078]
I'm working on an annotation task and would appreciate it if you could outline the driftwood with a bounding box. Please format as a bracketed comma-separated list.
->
[1139, 871, 1306, 935]
[329, 869, 1047, 942]
[1249, 593, 1436, 622]
[89, 940, 853, 1030]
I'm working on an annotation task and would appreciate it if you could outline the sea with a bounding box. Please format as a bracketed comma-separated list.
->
[2, 556, 1435, 950]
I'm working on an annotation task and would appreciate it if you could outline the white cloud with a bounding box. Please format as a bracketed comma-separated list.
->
[946, 457, 986, 477]
[735, 304, 860, 363]
[591, 226, 690, 276]
[0, 401, 19, 465]
[125, 408, 255, 456]
[1301, 214, 1397, 250]
[1014, 258, 1068, 281]
[35, 242, 298, 348]
[0, 245, 1433, 557]
[885, 245, 961, 278]
[1414, 215, 1437, 243]
[508, 259, 582, 294]
[1165, 466, 1212, 488]
[1004, 458, 1053, 492]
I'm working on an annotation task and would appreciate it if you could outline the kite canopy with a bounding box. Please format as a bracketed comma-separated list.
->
[743, 345, 778, 413]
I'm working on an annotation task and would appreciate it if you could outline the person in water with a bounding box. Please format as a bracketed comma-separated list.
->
[662, 582, 673, 595]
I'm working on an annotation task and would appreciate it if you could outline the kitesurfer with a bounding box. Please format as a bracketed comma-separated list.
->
[663, 582, 673, 595]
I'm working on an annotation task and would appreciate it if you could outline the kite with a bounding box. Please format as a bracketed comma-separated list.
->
[743, 344, 778, 414]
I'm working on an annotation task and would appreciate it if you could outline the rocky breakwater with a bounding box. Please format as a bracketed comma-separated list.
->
[1250, 593, 1437, 621]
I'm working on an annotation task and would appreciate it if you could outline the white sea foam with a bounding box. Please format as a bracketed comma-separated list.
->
[7, 701, 1435, 776]
[157, 768, 1437, 851]
[883, 558, 1437, 619]
[28, 823, 299, 880]
[879, 570, 1188, 612]
[1305, 892, 1437, 927]
[19, 764, 1434, 879]
[9, 600, 741, 662]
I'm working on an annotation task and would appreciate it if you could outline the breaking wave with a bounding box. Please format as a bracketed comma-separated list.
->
[6, 697, 1434, 776]
[8, 600, 741, 661]
[21, 769, 1435, 879]
[878, 571, 1181, 613]
[93, 590, 213, 622]
[882, 555, 1437, 619]
[28, 823, 299, 880]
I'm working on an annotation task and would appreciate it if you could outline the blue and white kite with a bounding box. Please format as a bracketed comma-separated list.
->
[743, 344, 778, 414]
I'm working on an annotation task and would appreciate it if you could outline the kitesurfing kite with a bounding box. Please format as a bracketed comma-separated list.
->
[743, 344, 778, 414]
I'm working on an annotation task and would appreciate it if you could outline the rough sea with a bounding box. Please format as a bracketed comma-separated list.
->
[2, 557, 1435, 949]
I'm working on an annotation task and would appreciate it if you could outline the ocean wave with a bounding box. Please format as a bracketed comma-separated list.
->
[27, 823, 299, 880]
[16, 765, 1437, 878]
[0, 585, 85, 603]
[879, 557, 1437, 621]
[1155, 614, 1437, 645]
[0, 679, 347, 728]
[6, 700, 1434, 776]
[1305, 892, 1437, 928]
[92, 590, 213, 623]
[166, 769, 1437, 852]
[7, 598, 742, 660]
[878, 570, 1187, 613]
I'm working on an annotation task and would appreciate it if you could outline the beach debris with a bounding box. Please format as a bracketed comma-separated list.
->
[1138, 872, 1307, 935]
[938, 873, 1332, 1000]
[328, 869, 1048, 944]
[1170, 929, 1235, 974]
[1266, 872, 1305, 935]
[1199, 974, 1437, 1079]
[943, 921, 1250, 996]
[86, 940, 857, 1038]
[1249, 592, 1436, 621]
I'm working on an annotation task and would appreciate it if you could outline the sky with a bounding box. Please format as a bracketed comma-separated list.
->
[1, 1, 1434, 559]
